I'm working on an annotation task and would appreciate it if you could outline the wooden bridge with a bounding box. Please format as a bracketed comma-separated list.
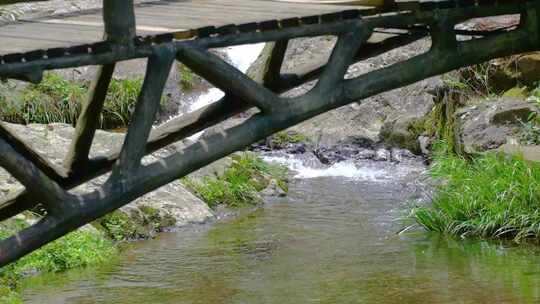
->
[0, 0, 539, 266]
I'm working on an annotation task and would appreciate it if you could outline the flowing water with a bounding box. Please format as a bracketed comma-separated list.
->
[20, 156, 540, 303]
[18, 45, 540, 303]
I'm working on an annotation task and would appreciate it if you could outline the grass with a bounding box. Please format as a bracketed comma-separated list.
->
[101, 77, 144, 129]
[407, 100, 458, 153]
[267, 131, 310, 149]
[517, 83, 540, 145]
[183, 153, 288, 209]
[94, 210, 147, 242]
[0, 73, 164, 129]
[0, 218, 116, 303]
[177, 63, 197, 91]
[411, 142, 540, 243]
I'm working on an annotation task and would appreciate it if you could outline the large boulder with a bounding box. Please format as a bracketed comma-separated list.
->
[378, 83, 438, 153]
[0, 123, 214, 233]
[454, 98, 539, 154]
[271, 36, 438, 148]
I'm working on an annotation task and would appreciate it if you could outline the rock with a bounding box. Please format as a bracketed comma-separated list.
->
[379, 89, 437, 153]
[260, 179, 287, 197]
[374, 148, 390, 161]
[0, 123, 214, 231]
[455, 98, 539, 154]
[390, 148, 416, 163]
[498, 143, 540, 163]
[249, 37, 438, 148]
[517, 53, 540, 85]
[354, 148, 376, 160]
[418, 135, 432, 155]
[188, 156, 233, 183]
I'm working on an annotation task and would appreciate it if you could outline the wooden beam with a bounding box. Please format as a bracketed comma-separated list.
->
[108, 46, 175, 185]
[177, 44, 279, 113]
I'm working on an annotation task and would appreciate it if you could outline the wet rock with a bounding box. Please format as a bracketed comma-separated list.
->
[373, 149, 391, 162]
[391, 148, 416, 163]
[0, 123, 214, 231]
[260, 179, 287, 197]
[354, 148, 376, 160]
[418, 135, 432, 155]
[455, 98, 539, 154]
[313, 147, 346, 165]
[286, 142, 307, 154]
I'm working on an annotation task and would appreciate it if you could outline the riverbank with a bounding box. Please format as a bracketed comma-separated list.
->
[0, 221, 116, 303]
[0, 145, 287, 303]
[411, 142, 540, 242]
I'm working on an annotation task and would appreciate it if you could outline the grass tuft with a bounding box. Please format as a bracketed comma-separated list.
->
[0, 73, 164, 129]
[0, 219, 116, 303]
[183, 153, 288, 208]
[411, 141, 540, 242]
[177, 63, 196, 91]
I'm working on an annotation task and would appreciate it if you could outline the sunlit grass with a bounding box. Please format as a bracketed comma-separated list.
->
[411, 142, 540, 242]
[0, 219, 117, 303]
[0, 73, 162, 129]
[183, 153, 288, 208]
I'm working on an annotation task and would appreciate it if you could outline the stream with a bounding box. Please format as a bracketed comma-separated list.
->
[20, 158, 540, 303]
[18, 44, 540, 303]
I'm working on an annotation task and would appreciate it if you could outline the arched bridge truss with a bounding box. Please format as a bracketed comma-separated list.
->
[0, 0, 539, 266]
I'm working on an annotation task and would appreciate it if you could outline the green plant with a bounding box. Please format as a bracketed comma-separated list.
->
[0, 73, 168, 129]
[268, 131, 310, 149]
[518, 83, 540, 145]
[442, 60, 506, 100]
[100, 78, 142, 129]
[0, 219, 116, 301]
[183, 153, 288, 208]
[410, 141, 540, 242]
[519, 116, 540, 145]
[94, 210, 145, 241]
[0, 73, 86, 125]
[178, 63, 196, 91]
[139, 205, 176, 230]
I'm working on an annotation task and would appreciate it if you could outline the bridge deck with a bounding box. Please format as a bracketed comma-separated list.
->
[0, 0, 367, 54]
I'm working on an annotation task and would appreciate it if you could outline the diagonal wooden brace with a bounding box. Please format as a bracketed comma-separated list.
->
[108, 45, 175, 185]
[176, 44, 280, 113]
[0, 131, 70, 214]
[316, 27, 373, 93]
[64, 64, 116, 177]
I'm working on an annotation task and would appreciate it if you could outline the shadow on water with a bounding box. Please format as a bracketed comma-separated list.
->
[21, 168, 540, 303]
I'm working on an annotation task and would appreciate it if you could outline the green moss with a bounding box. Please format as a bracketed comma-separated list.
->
[412, 101, 458, 154]
[269, 131, 310, 148]
[183, 153, 288, 209]
[0, 73, 168, 129]
[0, 219, 116, 302]
[94, 210, 146, 241]
[139, 205, 176, 231]
[503, 86, 528, 99]
[177, 63, 196, 91]
[411, 142, 540, 242]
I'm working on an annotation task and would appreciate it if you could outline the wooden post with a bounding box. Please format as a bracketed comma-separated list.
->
[64, 0, 137, 176]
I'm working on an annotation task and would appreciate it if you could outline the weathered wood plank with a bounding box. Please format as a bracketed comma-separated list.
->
[0, 0, 366, 53]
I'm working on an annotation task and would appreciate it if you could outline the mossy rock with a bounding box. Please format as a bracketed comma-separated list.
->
[139, 205, 177, 231]
[93, 210, 149, 241]
[503, 86, 528, 100]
